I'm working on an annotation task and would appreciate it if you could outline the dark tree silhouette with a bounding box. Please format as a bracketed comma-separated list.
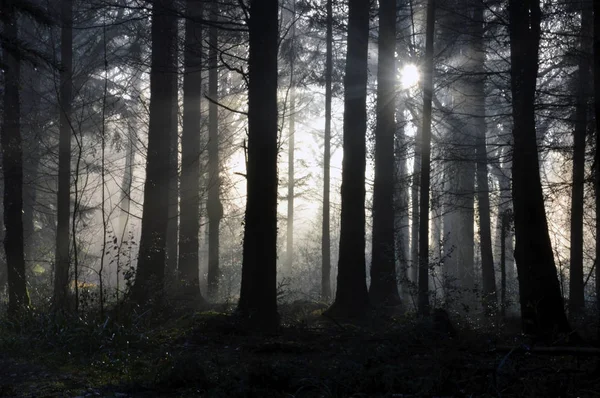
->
[325, 0, 370, 318]
[369, 0, 400, 306]
[418, 0, 435, 316]
[321, 0, 333, 301]
[178, 0, 204, 303]
[508, 0, 571, 338]
[568, 0, 591, 318]
[131, 0, 178, 304]
[53, 0, 73, 310]
[1, 2, 28, 313]
[237, 0, 279, 331]
[207, 0, 222, 300]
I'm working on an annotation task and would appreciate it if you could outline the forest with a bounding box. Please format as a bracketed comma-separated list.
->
[1, 0, 600, 396]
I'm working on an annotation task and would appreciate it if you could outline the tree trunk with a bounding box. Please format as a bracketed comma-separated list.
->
[394, 104, 410, 305]
[131, 0, 178, 304]
[53, 0, 73, 311]
[369, 0, 400, 307]
[166, 21, 180, 288]
[207, 0, 222, 300]
[237, 0, 279, 331]
[471, 0, 496, 314]
[417, 0, 435, 316]
[178, 0, 204, 303]
[285, 0, 296, 277]
[568, 0, 592, 319]
[324, 0, 371, 319]
[593, 0, 600, 340]
[508, 0, 571, 339]
[1, 5, 28, 313]
[411, 127, 420, 288]
[321, 0, 333, 302]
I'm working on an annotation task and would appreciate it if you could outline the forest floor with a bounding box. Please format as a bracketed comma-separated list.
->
[1, 303, 600, 397]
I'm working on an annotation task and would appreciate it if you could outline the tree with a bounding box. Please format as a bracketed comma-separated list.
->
[1, 2, 28, 313]
[131, 0, 178, 304]
[369, 0, 400, 306]
[237, 0, 279, 331]
[508, 0, 571, 338]
[417, 0, 435, 316]
[178, 0, 204, 303]
[54, 0, 73, 310]
[568, 0, 592, 319]
[593, 0, 600, 340]
[325, 0, 370, 318]
[285, 0, 297, 276]
[207, 0, 222, 300]
[470, 0, 496, 313]
[321, 0, 333, 301]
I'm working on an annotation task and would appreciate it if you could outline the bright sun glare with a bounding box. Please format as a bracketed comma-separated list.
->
[400, 64, 420, 89]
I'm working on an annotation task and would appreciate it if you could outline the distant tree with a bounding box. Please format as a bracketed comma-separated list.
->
[237, 0, 279, 331]
[321, 0, 333, 301]
[1, 1, 28, 313]
[53, 0, 74, 311]
[178, 0, 204, 303]
[325, 0, 370, 318]
[568, 0, 592, 319]
[508, 0, 571, 338]
[417, 0, 435, 316]
[207, 0, 222, 300]
[369, 0, 400, 306]
[131, 0, 178, 304]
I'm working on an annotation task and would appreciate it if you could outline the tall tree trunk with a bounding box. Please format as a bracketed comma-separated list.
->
[131, 0, 178, 304]
[593, 0, 600, 340]
[207, 0, 222, 300]
[178, 0, 204, 303]
[238, 0, 279, 331]
[508, 0, 571, 339]
[417, 0, 435, 316]
[166, 23, 180, 288]
[395, 103, 410, 304]
[324, 0, 371, 319]
[53, 0, 73, 310]
[1, 5, 27, 313]
[321, 0, 333, 301]
[471, 0, 496, 313]
[568, 0, 592, 319]
[411, 127, 420, 287]
[285, 0, 296, 276]
[370, 0, 400, 306]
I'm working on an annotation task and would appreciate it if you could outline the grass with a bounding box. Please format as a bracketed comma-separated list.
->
[0, 304, 599, 397]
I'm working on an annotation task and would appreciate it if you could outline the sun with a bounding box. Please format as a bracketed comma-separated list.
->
[400, 64, 420, 89]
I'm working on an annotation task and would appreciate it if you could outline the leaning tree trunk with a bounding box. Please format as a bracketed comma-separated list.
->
[1, 4, 28, 313]
[508, 0, 571, 339]
[178, 0, 204, 303]
[207, 0, 222, 300]
[417, 0, 435, 317]
[321, 0, 333, 301]
[237, 0, 280, 331]
[568, 0, 592, 319]
[324, 0, 371, 319]
[54, 0, 73, 311]
[369, 0, 400, 307]
[131, 0, 178, 304]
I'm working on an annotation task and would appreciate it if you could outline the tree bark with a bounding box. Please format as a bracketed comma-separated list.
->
[508, 0, 571, 339]
[53, 0, 73, 311]
[207, 0, 222, 300]
[593, 0, 600, 340]
[369, 0, 400, 307]
[417, 0, 435, 316]
[178, 0, 204, 302]
[131, 0, 178, 304]
[237, 0, 280, 331]
[325, 0, 371, 318]
[321, 0, 333, 301]
[285, 0, 296, 277]
[1, 4, 28, 313]
[568, 0, 592, 319]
